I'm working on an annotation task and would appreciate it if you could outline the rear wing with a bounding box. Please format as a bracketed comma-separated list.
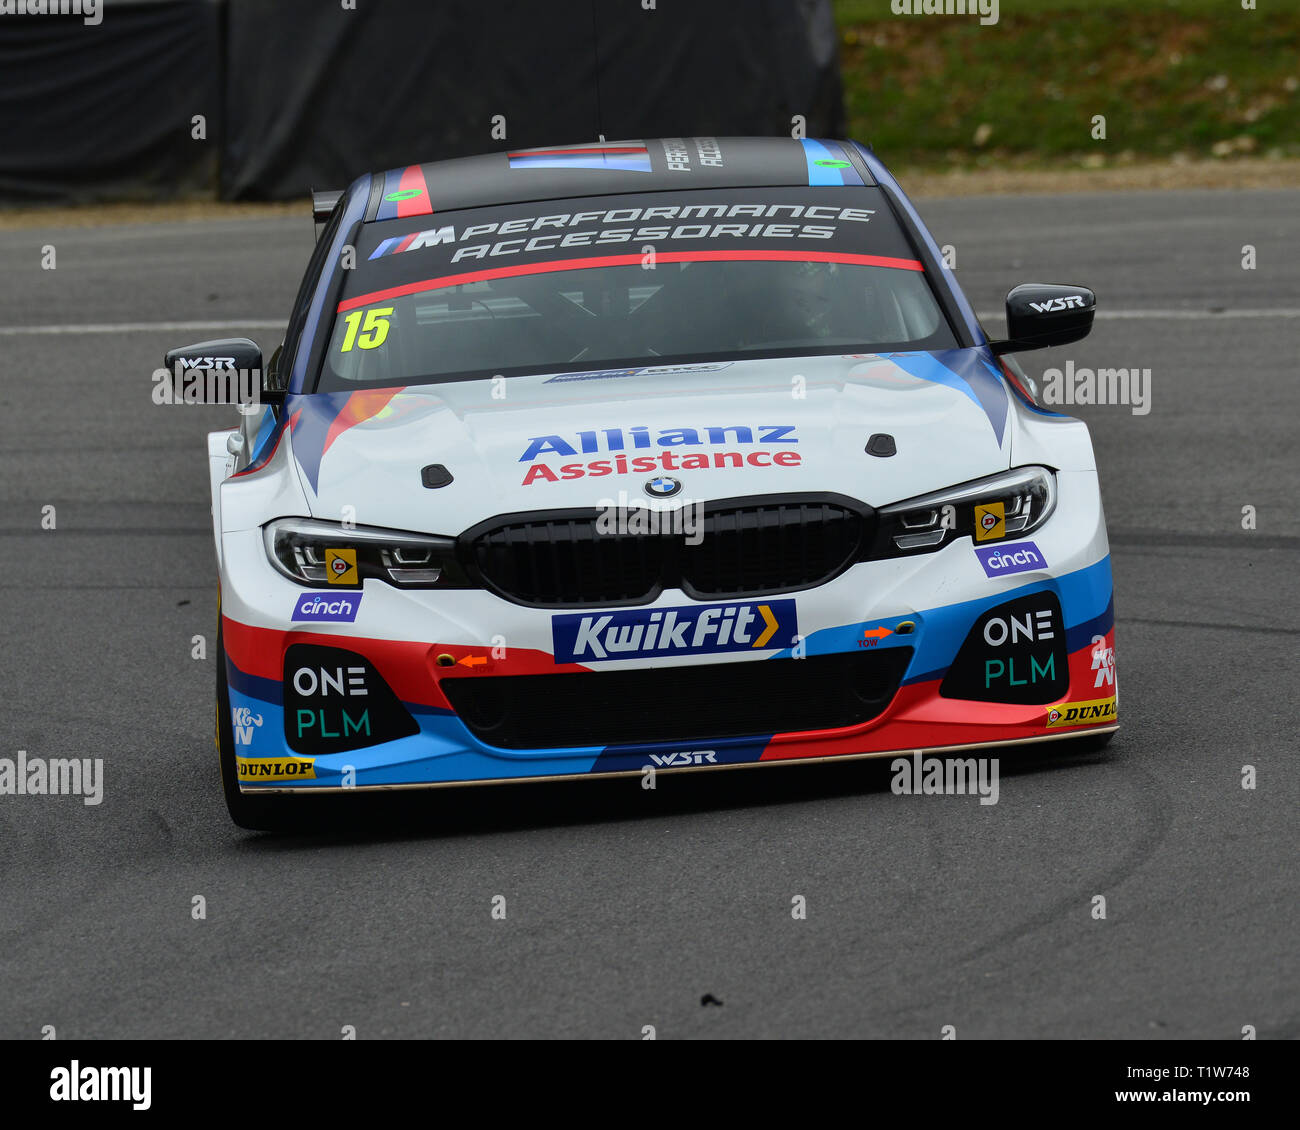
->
[311, 188, 343, 234]
[311, 189, 342, 221]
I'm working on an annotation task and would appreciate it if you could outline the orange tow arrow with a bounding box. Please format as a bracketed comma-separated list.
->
[861, 626, 893, 639]
[458, 655, 488, 668]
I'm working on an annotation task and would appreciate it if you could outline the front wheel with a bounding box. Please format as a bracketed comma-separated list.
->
[1064, 728, 1116, 753]
[216, 621, 307, 832]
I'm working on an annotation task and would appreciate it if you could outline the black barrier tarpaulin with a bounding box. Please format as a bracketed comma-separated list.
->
[221, 0, 843, 201]
[220, 0, 594, 202]
[594, 0, 845, 146]
[0, 0, 222, 203]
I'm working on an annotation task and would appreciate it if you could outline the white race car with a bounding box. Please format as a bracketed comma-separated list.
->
[168, 138, 1118, 830]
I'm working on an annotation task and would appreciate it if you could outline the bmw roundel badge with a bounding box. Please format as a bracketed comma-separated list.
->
[644, 476, 682, 498]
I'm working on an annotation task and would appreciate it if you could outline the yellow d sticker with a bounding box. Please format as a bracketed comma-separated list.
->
[326, 547, 358, 585]
[236, 757, 316, 781]
[974, 501, 1005, 542]
[1045, 696, 1117, 728]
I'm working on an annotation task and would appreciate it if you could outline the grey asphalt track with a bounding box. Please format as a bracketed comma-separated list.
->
[0, 188, 1295, 1039]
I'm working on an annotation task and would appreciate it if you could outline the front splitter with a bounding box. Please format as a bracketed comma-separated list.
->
[238, 725, 1119, 795]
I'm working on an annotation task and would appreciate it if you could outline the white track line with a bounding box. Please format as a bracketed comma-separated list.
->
[0, 319, 288, 336]
[975, 308, 1300, 321]
[1, 309, 1298, 336]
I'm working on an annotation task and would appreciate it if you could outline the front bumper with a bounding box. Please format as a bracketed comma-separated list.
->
[220, 470, 1118, 793]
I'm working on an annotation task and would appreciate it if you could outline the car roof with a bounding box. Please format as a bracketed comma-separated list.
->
[359, 137, 878, 221]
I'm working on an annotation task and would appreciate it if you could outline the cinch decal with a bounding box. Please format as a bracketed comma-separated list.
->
[974, 540, 1047, 578]
[291, 592, 362, 622]
[508, 143, 652, 172]
[1045, 695, 1117, 728]
[553, 600, 798, 663]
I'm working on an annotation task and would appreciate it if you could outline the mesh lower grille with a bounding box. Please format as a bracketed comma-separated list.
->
[440, 648, 912, 750]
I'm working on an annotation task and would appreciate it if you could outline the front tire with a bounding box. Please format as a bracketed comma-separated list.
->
[1066, 728, 1116, 753]
[216, 621, 305, 832]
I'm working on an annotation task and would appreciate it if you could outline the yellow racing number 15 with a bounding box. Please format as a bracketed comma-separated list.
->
[338, 306, 394, 352]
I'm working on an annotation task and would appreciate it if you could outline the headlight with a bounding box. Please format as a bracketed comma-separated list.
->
[870, 466, 1057, 558]
[264, 518, 473, 589]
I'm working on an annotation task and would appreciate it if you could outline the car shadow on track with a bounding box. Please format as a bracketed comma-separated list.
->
[228, 737, 1120, 849]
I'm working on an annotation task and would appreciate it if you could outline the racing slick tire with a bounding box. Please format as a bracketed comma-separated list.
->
[216, 621, 305, 832]
[1066, 730, 1116, 753]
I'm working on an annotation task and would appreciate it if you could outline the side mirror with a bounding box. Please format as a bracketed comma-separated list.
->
[163, 338, 280, 406]
[989, 284, 1095, 355]
[265, 342, 287, 405]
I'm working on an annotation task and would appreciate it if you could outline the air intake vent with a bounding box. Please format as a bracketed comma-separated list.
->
[441, 648, 912, 749]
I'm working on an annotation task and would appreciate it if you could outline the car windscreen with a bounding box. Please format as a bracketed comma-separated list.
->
[316, 187, 957, 391]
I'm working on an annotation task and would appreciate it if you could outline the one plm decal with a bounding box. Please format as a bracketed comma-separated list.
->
[939, 591, 1069, 704]
[553, 600, 797, 663]
[974, 540, 1047, 578]
[291, 592, 362, 623]
[1045, 695, 1117, 728]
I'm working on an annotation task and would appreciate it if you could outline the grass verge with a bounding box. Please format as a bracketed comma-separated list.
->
[836, 0, 1300, 172]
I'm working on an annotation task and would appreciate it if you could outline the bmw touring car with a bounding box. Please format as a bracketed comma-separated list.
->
[168, 138, 1118, 829]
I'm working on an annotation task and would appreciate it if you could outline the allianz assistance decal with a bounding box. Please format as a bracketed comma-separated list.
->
[518, 424, 801, 485]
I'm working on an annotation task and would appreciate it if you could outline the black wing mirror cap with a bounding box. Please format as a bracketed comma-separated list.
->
[990, 284, 1096, 355]
[163, 338, 279, 406]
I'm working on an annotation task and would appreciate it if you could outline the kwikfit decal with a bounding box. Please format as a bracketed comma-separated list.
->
[553, 600, 798, 663]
